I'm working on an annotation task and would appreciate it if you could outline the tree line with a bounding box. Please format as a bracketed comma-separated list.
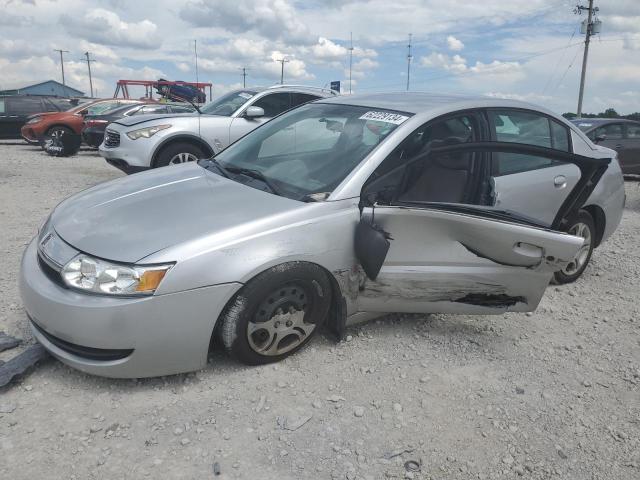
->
[562, 108, 640, 121]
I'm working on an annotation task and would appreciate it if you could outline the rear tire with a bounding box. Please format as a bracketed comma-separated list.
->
[220, 262, 332, 365]
[154, 142, 206, 168]
[553, 210, 595, 284]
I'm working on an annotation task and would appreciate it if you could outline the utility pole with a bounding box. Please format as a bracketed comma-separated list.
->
[277, 57, 289, 85]
[194, 40, 199, 85]
[83, 51, 95, 98]
[53, 49, 69, 96]
[575, 0, 599, 117]
[348, 32, 354, 94]
[239, 67, 248, 88]
[406, 33, 413, 91]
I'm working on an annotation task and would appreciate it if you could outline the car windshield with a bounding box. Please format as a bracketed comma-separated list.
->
[207, 103, 410, 200]
[200, 90, 257, 116]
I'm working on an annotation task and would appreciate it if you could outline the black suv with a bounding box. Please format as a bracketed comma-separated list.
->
[0, 95, 78, 140]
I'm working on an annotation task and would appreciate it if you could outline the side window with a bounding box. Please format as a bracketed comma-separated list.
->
[550, 120, 570, 151]
[252, 93, 291, 117]
[291, 93, 319, 108]
[7, 97, 44, 115]
[169, 105, 194, 113]
[139, 105, 168, 114]
[626, 124, 640, 138]
[87, 102, 119, 115]
[594, 123, 623, 140]
[0, 99, 5, 114]
[490, 110, 567, 176]
[365, 114, 479, 204]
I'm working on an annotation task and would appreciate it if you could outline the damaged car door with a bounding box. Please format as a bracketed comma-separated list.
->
[355, 113, 610, 315]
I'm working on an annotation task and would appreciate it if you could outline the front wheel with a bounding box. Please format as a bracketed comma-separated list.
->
[41, 126, 73, 151]
[553, 210, 595, 284]
[155, 142, 206, 168]
[220, 262, 332, 365]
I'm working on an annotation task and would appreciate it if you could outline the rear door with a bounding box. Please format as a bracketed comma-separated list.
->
[591, 122, 628, 169]
[3, 97, 46, 138]
[356, 113, 610, 315]
[488, 109, 581, 226]
[622, 123, 640, 174]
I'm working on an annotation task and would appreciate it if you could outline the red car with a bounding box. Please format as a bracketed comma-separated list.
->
[21, 99, 144, 146]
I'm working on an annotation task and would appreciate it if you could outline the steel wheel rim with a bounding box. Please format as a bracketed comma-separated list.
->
[562, 222, 592, 275]
[247, 283, 314, 356]
[169, 152, 198, 164]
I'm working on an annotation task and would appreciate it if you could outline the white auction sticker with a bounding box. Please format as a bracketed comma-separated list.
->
[359, 111, 409, 125]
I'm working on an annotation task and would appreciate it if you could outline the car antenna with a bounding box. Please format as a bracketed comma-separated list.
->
[170, 93, 202, 114]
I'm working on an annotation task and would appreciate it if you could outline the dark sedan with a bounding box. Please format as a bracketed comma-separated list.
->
[82, 102, 195, 147]
[571, 118, 640, 175]
[0, 95, 81, 140]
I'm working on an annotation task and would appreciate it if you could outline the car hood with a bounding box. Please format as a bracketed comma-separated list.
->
[113, 112, 197, 127]
[51, 163, 302, 263]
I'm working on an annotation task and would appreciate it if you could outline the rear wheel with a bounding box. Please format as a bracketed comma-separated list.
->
[155, 142, 206, 168]
[553, 210, 595, 284]
[220, 262, 332, 365]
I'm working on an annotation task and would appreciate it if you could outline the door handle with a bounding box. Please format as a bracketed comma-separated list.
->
[553, 175, 567, 188]
[615, 144, 623, 149]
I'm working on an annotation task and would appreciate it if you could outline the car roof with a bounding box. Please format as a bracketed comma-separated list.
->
[243, 85, 337, 98]
[317, 92, 573, 119]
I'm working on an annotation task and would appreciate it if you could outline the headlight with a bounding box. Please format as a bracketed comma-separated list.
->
[26, 116, 42, 125]
[62, 254, 172, 296]
[126, 124, 171, 140]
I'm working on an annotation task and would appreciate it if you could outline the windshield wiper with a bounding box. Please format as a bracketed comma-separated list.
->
[225, 166, 281, 195]
[198, 158, 231, 178]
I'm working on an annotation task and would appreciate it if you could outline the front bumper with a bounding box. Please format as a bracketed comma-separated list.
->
[99, 129, 156, 171]
[20, 238, 240, 378]
[21, 126, 39, 142]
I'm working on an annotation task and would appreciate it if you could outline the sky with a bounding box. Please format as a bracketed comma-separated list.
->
[1, 0, 639, 115]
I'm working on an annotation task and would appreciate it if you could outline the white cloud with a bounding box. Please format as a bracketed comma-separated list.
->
[447, 35, 464, 51]
[60, 9, 160, 49]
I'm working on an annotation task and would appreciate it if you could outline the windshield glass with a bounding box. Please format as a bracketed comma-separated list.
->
[209, 103, 410, 200]
[201, 90, 257, 116]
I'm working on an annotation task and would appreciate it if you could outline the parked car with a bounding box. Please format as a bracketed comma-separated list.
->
[99, 85, 335, 173]
[155, 79, 206, 103]
[571, 118, 640, 175]
[0, 95, 77, 140]
[21, 98, 145, 147]
[21, 93, 624, 378]
[82, 103, 195, 148]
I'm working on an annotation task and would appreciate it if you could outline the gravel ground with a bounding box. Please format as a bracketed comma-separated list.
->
[1, 140, 639, 480]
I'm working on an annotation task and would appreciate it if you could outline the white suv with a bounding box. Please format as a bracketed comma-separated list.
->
[98, 85, 336, 173]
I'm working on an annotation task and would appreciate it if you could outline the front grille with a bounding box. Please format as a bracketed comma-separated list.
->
[37, 252, 67, 288]
[104, 129, 120, 148]
[31, 319, 134, 361]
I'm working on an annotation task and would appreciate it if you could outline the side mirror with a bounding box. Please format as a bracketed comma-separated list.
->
[245, 106, 265, 119]
[594, 134, 606, 144]
[354, 215, 392, 281]
[79, 109, 88, 116]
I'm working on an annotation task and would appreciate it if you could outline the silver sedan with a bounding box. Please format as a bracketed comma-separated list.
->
[21, 93, 624, 378]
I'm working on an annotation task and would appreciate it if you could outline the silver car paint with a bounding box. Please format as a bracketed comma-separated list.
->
[21, 93, 624, 378]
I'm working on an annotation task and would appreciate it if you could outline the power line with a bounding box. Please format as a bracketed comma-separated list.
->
[194, 40, 199, 85]
[552, 43, 583, 93]
[575, 0, 600, 117]
[276, 57, 290, 85]
[348, 32, 354, 94]
[239, 67, 248, 88]
[406, 33, 413, 91]
[53, 49, 69, 95]
[541, 27, 577, 95]
[82, 51, 95, 98]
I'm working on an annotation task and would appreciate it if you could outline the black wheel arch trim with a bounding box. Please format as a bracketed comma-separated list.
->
[151, 134, 214, 167]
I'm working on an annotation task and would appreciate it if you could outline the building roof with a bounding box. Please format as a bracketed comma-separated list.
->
[0, 79, 85, 96]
